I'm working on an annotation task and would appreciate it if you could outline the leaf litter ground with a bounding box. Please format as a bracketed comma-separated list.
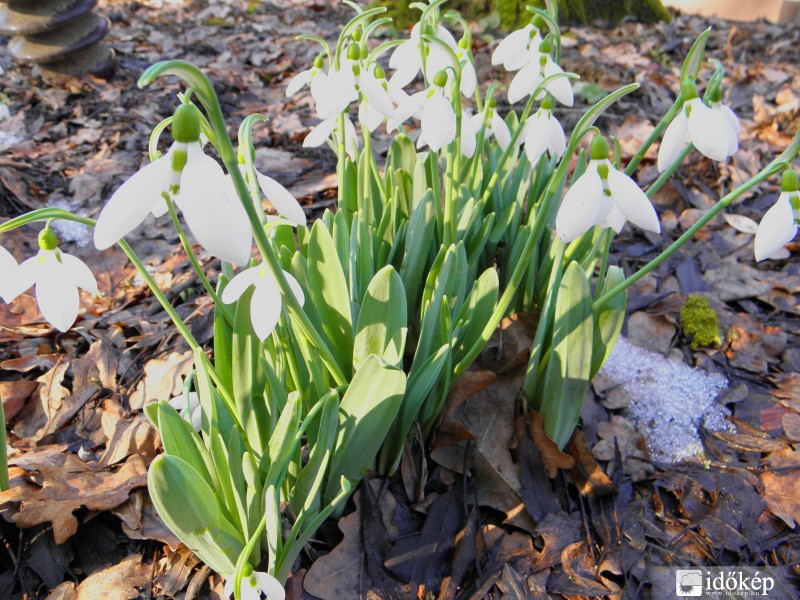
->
[1, 1, 800, 598]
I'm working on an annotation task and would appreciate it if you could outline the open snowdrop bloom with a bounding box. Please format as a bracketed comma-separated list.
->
[491, 18, 543, 72]
[93, 103, 253, 265]
[522, 96, 565, 164]
[168, 391, 202, 432]
[657, 81, 738, 172]
[390, 70, 456, 153]
[754, 169, 800, 261]
[303, 113, 359, 160]
[221, 262, 304, 340]
[224, 568, 285, 600]
[285, 53, 326, 98]
[556, 135, 660, 242]
[465, 99, 511, 151]
[0, 245, 19, 303]
[508, 40, 573, 107]
[389, 22, 467, 93]
[455, 37, 477, 98]
[232, 153, 306, 227]
[4, 227, 97, 332]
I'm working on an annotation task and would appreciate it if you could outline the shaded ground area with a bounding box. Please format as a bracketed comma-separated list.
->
[0, 1, 799, 598]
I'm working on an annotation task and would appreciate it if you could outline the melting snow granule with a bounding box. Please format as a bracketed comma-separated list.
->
[598, 336, 733, 463]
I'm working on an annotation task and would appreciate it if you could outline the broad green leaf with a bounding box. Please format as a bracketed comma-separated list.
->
[540, 261, 594, 449]
[590, 266, 626, 378]
[453, 268, 499, 365]
[263, 391, 301, 487]
[157, 402, 215, 489]
[354, 266, 408, 370]
[399, 190, 435, 313]
[307, 220, 354, 377]
[324, 355, 406, 503]
[148, 455, 244, 576]
[681, 27, 712, 83]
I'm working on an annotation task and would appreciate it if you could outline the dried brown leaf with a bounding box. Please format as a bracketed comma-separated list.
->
[761, 447, 800, 528]
[530, 411, 574, 478]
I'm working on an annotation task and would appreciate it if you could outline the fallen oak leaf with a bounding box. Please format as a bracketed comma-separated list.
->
[530, 411, 574, 478]
[760, 447, 800, 528]
[0, 380, 39, 422]
[0, 451, 148, 544]
[128, 350, 194, 410]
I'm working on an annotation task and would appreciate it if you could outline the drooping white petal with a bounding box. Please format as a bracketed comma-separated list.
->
[424, 46, 454, 82]
[35, 254, 80, 332]
[256, 172, 306, 226]
[255, 572, 286, 600]
[360, 70, 395, 118]
[315, 69, 356, 119]
[547, 113, 566, 158]
[358, 101, 384, 133]
[492, 24, 534, 67]
[720, 103, 741, 134]
[179, 147, 253, 265]
[657, 110, 688, 173]
[240, 578, 261, 600]
[686, 98, 731, 162]
[93, 153, 172, 250]
[508, 61, 541, 104]
[754, 193, 797, 261]
[250, 275, 283, 340]
[388, 39, 421, 89]
[0, 246, 19, 303]
[421, 90, 456, 152]
[5, 254, 40, 303]
[603, 205, 627, 233]
[223, 578, 234, 600]
[60, 252, 98, 294]
[461, 61, 477, 98]
[303, 116, 339, 149]
[286, 68, 313, 97]
[555, 163, 608, 242]
[387, 90, 425, 132]
[543, 59, 573, 107]
[491, 112, 512, 150]
[221, 266, 263, 304]
[524, 112, 551, 164]
[343, 117, 359, 161]
[606, 167, 660, 233]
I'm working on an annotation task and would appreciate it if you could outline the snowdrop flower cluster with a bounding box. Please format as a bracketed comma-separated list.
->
[657, 80, 739, 172]
[521, 95, 566, 164]
[556, 136, 660, 242]
[755, 169, 800, 261]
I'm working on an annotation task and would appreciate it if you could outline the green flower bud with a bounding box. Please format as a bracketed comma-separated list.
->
[38, 226, 58, 251]
[458, 36, 469, 49]
[538, 40, 551, 55]
[590, 135, 609, 161]
[347, 44, 361, 61]
[707, 86, 723, 103]
[171, 103, 202, 143]
[433, 70, 448, 87]
[374, 64, 385, 80]
[782, 169, 800, 193]
[532, 15, 547, 30]
[680, 80, 699, 102]
[352, 28, 362, 42]
[488, 96, 497, 108]
[313, 54, 324, 69]
[242, 563, 254, 577]
[541, 95, 554, 110]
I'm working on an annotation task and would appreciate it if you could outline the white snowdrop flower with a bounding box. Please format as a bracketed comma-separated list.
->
[388, 70, 456, 153]
[491, 20, 543, 71]
[303, 114, 359, 161]
[223, 569, 285, 600]
[221, 262, 304, 340]
[556, 136, 660, 242]
[508, 40, 573, 107]
[0, 245, 19, 303]
[522, 96, 566, 164]
[754, 170, 800, 261]
[657, 82, 738, 172]
[168, 391, 202, 432]
[94, 104, 252, 265]
[5, 227, 97, 332]
[231, 159, 306, 228]
[465, 100, 511, 152]
[388, 23, 459, 90]
[285, 54, 326, 98]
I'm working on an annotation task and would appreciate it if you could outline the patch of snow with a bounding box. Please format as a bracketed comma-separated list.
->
[50, 198, 93, 248]
[599, 336, 733, 463]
